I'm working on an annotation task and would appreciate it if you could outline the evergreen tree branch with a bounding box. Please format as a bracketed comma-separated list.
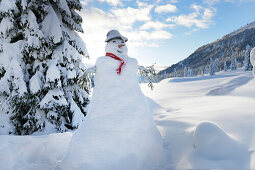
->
[78, 66, 96, 93]
[138, 65, 157, 91]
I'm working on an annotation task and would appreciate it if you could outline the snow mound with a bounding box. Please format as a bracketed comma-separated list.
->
[207, 74, 252, 95]
[0, 133, 72, 170]
[190, 121, 250, 169]
[231, 79, 255, 98]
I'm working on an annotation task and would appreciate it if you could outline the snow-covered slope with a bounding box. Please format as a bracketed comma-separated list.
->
[142, 68, 255, 169]
[0, 69, 255, 169]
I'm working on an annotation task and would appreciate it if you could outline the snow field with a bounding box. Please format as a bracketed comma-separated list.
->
[141, 68, 255, 169]
[0, 68, 255, 169]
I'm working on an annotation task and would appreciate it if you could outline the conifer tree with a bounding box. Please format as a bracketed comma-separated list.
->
[174, 68, 177, 77]
[163, 71, 167, 79]
[224, 58, 227, 71]
[205, 65, 209, 74]
[214, 58, 219, 72]
[209, 58, 215, 76]
[0, 0, 89, 135]
[200, 67, 204, 76]
[188, 67, 193, 77]
[231, 51, 237, 70]
[183, 66, 188, 77]
[244, 44, 252, 71]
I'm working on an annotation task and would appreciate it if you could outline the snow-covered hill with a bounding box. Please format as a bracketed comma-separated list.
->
[1, 69, 255, 169]
[158, 21, 255, 78]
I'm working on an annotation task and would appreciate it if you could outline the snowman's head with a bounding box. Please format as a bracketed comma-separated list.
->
[105, 30, 128, 57]
[105, 38, 128, 57]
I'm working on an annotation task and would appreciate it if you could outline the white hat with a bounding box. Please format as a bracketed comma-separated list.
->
[105, 30, 128, 42]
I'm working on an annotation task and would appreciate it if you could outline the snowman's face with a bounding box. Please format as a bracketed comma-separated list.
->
[105, 38, 128, 56]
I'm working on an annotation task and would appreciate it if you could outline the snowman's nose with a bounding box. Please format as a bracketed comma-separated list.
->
[118, 45, 125, 48]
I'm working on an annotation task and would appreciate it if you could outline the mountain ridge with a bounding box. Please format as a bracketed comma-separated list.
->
[158, 21, 255, 79]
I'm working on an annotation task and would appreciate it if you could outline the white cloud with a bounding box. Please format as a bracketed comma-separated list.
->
[204, 0, 220, 5]
[136, 0, 147, 7]
[126, 30, 173, 41]
[111, 5, 153, 26]
[140, 21, 175, 30]
[97, 0, 122, 6]
[166, 4, 216, 29]
[170, 0, 178, 3]
[155, 4, 177, 13]
[80, 1, 89, 6]
[80, 6, 173, 64]
[185, 28, 199, 35]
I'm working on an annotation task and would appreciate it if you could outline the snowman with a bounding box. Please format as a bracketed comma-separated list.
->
[57, 30, 164, 170]
[250, 47, 255, 77]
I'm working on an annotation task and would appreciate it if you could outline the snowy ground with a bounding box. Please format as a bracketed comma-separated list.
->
[1, 68, 255, 169]
[142, 68, 255, 169]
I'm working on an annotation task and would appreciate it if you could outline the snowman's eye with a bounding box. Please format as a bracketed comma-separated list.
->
[113, 40, 116, 43]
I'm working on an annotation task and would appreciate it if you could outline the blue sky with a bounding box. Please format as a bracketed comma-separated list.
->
[79, 0, 255, 66]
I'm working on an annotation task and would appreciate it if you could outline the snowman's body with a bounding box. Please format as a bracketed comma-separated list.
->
[58, 31, 164, 170]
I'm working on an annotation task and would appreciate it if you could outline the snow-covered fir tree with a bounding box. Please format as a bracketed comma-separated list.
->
[214, 58, 219, 72]
[230, 51, 237, 70]
[174, 68, 177, 77]
[209, 58, 215, 76]
[244, 44, 252, 71]
[200, 67, 204, 76]
[188, 67, 193, 77]
[205, 65, 209, 74]
[183, 66, 188, 77]
[0, 0, 89, 135]
[163, 71, 167, 79]
[224, 58, 227, 71]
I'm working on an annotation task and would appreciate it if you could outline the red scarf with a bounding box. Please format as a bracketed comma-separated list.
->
[106, 53, 125, 75]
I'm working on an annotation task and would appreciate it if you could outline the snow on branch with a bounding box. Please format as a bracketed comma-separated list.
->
[138, 65, 157, 90]
[78, 66, 96, 93]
